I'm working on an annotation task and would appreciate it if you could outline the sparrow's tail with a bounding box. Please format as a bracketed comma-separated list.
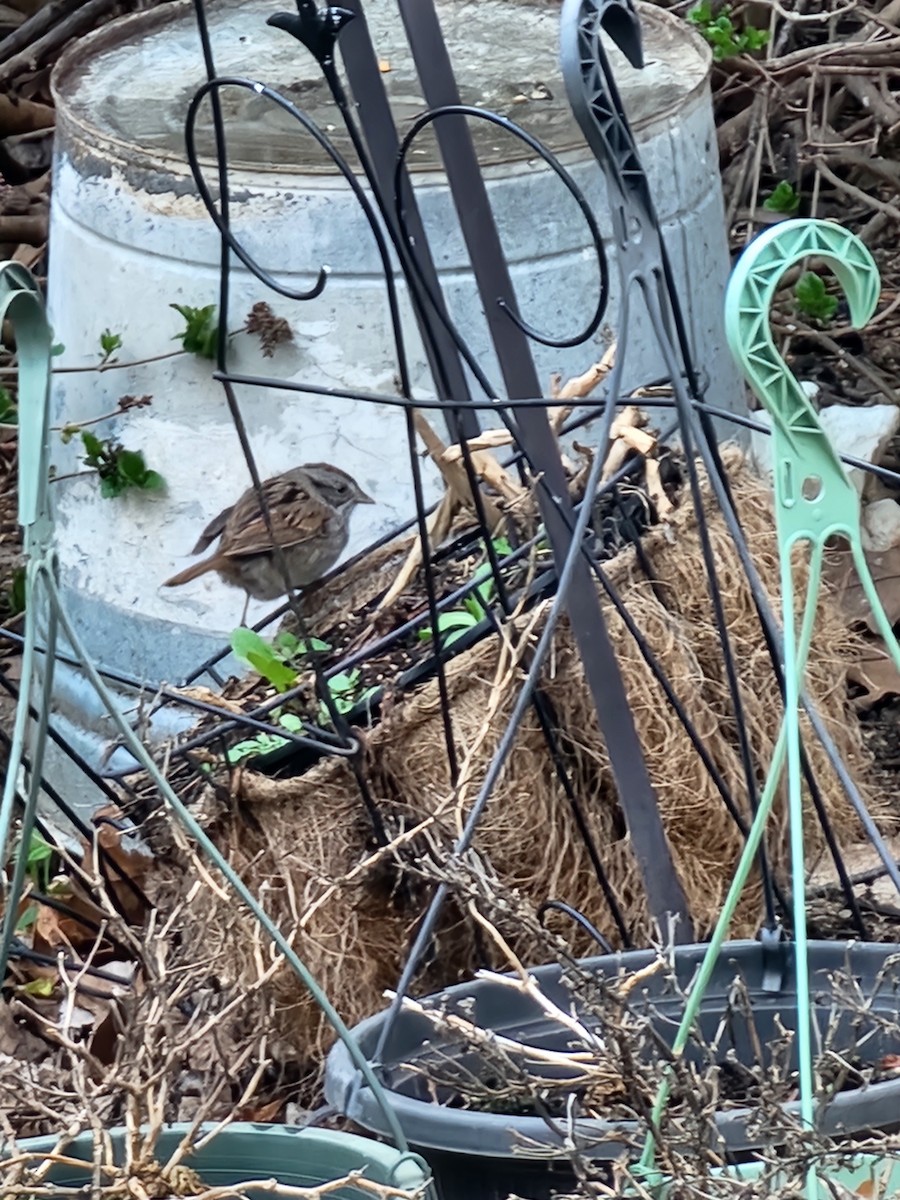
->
[162, 555, 220, 588]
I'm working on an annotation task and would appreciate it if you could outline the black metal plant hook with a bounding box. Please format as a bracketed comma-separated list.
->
[184, 5, 468, 785]
[266, 0, 354, 68]
[560, 0, 700, 393]
[394, 105, 611, 352]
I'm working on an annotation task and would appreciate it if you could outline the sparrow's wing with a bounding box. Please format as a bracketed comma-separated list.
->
[190, 503, 236, 555]
[219, 475, 333, 559]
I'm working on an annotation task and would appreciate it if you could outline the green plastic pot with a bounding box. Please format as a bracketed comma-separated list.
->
[649, 1154, 900, 1197]
[14, 1123, 432, 1195]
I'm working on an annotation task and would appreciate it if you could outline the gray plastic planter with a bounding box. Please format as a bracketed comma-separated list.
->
[326, 940, 900, 1200]
[15, 1123, 431, 1194]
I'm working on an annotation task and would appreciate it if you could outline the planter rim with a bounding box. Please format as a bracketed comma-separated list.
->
[325, 940, 900, 1159]
[644, 1152, 900, 1197]
[14, 1123, 432, 1192]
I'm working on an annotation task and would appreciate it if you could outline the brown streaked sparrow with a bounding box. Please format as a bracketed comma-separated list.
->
[163, 462, 374, 622]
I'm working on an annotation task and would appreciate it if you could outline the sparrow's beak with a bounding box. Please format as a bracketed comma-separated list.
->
[360, 490, 376, 505]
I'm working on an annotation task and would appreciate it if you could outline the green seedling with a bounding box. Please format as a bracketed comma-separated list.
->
[794, 272, 838, 322]
[171, 303, 221, 360]
[231, 628, 299, 692]
[271, 630, 331, 663]
[687, 1, 769, 60]
[0, 386, 17, 425]
[420, 536, 514, 650]
[80, 431, 165, 499]
[24, 832, 53, 891]
[12, 832, 55, 932]
[226, 711, 306, 763]
[98, 329, 123, 364]
[229, 628, 331, 693]
[1, 566, 25, 619]
[763, 181, 800, 215]
[317, 669, 377, 724]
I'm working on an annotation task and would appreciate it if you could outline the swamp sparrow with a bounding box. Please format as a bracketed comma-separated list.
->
[163, 462, 374, 620]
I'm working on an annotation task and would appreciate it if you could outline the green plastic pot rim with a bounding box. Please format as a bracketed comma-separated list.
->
[629, 1153, 900, 1197]
[11, 1123, 434, 1194]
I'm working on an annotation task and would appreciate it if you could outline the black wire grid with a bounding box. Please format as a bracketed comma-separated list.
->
[3, 0, 900, 992]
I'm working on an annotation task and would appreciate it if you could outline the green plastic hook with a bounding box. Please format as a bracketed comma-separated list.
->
[724, 218, 880, 550]
[636, 220, 900, 1194]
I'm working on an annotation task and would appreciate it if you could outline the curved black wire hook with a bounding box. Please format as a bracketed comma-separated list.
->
[394, 104, 610, 352]
[185, 77, 342, 304]
[537, 899, 614, 955]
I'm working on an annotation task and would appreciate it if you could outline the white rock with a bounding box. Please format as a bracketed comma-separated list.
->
[863, 498, 900, 551]
[820, 404, 900, 495]
[749, 391, 900, 498]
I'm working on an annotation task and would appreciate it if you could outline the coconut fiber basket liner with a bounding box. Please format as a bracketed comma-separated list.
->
[161, 447, 877, 1057]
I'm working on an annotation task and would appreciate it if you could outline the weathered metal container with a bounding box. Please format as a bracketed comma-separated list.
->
[46, 0, 739, 802]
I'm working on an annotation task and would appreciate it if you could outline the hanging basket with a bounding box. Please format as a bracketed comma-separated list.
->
[325, 941, 900, 1200]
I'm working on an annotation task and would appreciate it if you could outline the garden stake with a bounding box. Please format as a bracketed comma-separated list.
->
[636, 219, 900, 1194]
[0, 261, 433, 1189]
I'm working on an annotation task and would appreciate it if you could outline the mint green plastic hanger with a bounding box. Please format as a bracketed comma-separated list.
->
[636, 219, 900, 1194]
[0, 262, 428, 1176]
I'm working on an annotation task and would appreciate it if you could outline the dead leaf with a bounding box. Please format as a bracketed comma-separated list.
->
[168, 685, 247, 715]
[235, 1097, 282, 1122]
[18, 976, 54, 998]
[0, 999, 47, 1061]
[847, 640, 900, 710]
[34, 893, 90, 952]
[823, 542, 900, 633]
[80, 804, 151, 923]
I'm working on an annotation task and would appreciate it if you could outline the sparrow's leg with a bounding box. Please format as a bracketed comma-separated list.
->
[239, 592, 250, 627]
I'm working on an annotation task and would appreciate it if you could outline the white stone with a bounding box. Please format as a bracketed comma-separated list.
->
[750, 391, 900, 498]
[820, 403, 900, 495]
[863, 498, 900, 551]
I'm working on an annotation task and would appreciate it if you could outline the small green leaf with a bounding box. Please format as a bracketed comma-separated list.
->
[271, 631, 331, 661]
[116, 449, 147, 484]
[99, 329, 123, 361]
[50, 342, 65, 357]
[763, 180, 800, 215]
[6, 567, 26, 617]
[15, 905, 38, 932]
[329, 669, 360, 695]
[247, 652, 296, 692]
[141, 470, 166, 492]
[20, 977, 55, 997]
[744, 26, 769, 50]
[26, 834, 53, 872]
[0, 387, 17, 425]
[273, 631, 302, 658]
[226, 733, 288, 763]
[80, 430, 104, 461]
[231, 628, 276, 663]
[100, 477, 123, 499]
[171, 303, 220, 360]
[795, 272, 838, 322]
[419, 610, 479, 643]
[278, 712, 304, 732]
[230, 628, 297, 692]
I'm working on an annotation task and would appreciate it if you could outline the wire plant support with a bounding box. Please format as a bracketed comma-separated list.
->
[3, 0, 900, 1184]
